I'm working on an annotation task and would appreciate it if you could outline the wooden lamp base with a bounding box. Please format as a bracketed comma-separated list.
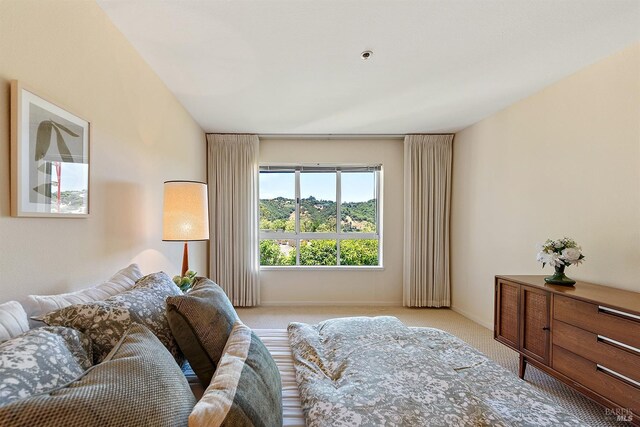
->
[181, 241, 189, 277]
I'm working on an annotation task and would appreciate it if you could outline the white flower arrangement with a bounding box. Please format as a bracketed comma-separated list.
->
[536, 237, 585, 268]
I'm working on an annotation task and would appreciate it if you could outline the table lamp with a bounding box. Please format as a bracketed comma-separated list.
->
[163, 181, 209, 277]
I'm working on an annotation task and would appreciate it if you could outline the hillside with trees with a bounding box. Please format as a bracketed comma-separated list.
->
[260, 196, 379, 266]
[260, 196, 376, 232]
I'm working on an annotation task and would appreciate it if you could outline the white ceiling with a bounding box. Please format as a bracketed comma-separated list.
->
[97, 0, 639, 134]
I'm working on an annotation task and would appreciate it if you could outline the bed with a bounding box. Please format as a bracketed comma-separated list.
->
[4, 277, 588, 427]
[255, 316, 588, 427]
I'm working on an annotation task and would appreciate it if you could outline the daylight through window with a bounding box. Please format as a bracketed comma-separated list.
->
[259, 165, 381, 267]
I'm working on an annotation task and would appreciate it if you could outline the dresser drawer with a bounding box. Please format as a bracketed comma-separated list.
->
[554, 295, 640, 350]
[553, 319, 640, 384]
[553, 345, 640, 416]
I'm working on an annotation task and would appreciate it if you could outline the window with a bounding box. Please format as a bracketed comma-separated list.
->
[259, 165, 381, 267]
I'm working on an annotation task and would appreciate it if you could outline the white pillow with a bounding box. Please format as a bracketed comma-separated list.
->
[0, 301, 30, 342]
[22, 264, 143, 322]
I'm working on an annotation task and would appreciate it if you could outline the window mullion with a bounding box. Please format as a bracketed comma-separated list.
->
[295, 170, 301, 266]
[376, 170, 382, 263]
[336, 170, 341, 266]
[375, 170, 380, 235]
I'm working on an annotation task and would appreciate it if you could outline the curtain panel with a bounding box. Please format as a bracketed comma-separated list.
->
[403, 134, 453, 307]
[207, 134, 260, 306]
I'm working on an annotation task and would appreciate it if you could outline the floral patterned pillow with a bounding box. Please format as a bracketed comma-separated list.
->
[0, 326, 92, 407]
[42, 272, 183, 364]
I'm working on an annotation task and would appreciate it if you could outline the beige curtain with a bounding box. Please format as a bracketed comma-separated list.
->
[207, 134, 260, 306]
[403, 134, 453, 307]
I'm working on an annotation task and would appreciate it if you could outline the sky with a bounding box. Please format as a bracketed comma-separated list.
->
[260, 172, 375, 202]
[58, 163, 89, 191]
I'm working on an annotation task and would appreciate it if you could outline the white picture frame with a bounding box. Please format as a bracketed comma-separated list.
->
[11, 80, 90, 218]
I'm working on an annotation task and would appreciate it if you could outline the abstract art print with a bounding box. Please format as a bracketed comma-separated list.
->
[11, 81, 90, 217]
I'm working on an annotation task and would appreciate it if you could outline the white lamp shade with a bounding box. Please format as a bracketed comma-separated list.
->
[163, 181, 210, 241]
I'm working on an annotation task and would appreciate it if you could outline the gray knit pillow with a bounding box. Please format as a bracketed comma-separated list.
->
[43, 272, 182, 363]
[0, 327, 92, 407]
[0, 324, 195, 427]
[166, 277, 239, 386]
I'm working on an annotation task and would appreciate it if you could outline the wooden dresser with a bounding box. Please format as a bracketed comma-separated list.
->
[494, 275, 640, 424]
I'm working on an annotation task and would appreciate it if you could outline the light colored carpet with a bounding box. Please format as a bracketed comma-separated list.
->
[237, 305, 622, 426]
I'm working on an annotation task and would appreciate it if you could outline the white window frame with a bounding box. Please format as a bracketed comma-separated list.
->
[259, 164, 383, 268]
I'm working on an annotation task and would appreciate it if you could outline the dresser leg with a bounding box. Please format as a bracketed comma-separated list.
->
[519, 354, 527, 379]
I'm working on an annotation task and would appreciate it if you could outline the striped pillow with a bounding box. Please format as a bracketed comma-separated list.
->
[23, 264, 143, 324]
[0, 302, 29, 342]
[189, 322, 282, 427]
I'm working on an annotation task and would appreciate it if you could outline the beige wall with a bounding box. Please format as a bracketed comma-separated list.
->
[259, 138, 404, 305]
[0, 0, 207, 302]
[451, 43, 640, 328]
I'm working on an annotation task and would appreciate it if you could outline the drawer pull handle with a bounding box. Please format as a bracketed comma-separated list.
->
[598, 335, 640, 355]
[542, 327, 550, 331]
[597, 364, 640, 388]
[598, 306, 640, 322]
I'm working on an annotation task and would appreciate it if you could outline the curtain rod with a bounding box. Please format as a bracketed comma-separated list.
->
[256, 134, 406, 140]
[206, 133, 454, 139]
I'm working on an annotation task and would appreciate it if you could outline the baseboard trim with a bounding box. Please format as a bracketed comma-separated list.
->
[259, 300, 401, 307]
[450, 305, 493, 330]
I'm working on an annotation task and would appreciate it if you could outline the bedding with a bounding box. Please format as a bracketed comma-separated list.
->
[253, 329, 305, 427]
[0, 324, 195, 427]
[189, 321, 282, 427]
[0, 301, 30, 342]
[288, 316, 586, 427]
[166, 277, 239, 386]
[22, 263, 142, 325]
[43, 272, 182, 363]
[0, 326, 92, 407]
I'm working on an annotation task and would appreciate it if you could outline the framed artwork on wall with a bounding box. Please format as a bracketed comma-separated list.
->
[10, 80, 90, 217]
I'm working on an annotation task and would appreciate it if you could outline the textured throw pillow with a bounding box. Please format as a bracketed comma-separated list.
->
[22, 263, 143, 324]
[0, 324, 196, 427]
[0, 326, 92, 407]
[189, 321, 282, 427]
[166, 277, 239, 386]
[0, 301, 30, 342]
[43, 272, 182, 363]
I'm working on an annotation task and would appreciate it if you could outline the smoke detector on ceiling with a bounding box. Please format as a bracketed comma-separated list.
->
[360, 50, 373, 60]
